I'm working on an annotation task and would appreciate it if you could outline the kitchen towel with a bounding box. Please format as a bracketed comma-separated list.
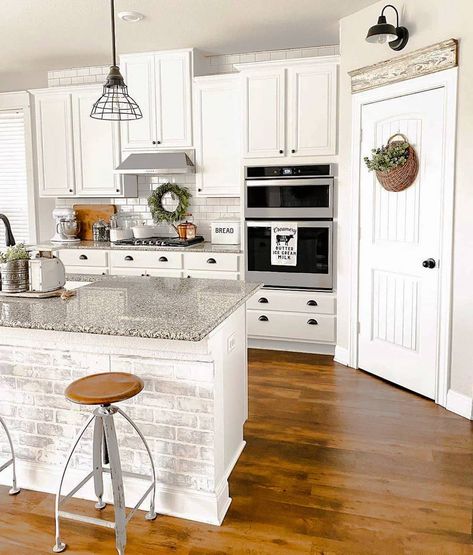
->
[271, 222, 298, 266]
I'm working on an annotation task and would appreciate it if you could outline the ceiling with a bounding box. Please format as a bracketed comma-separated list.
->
[1, 0, 376, 75]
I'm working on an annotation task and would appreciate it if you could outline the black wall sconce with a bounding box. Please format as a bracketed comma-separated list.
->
[366, 4, 409, 51]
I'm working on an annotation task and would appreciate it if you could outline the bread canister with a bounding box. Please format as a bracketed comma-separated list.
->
[210, 220, 240, 245]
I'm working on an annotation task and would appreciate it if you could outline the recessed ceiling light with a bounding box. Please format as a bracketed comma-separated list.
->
[118, 11, 145, 23]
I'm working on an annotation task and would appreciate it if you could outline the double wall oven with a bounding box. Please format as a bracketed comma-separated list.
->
[245, 164, 334, 290]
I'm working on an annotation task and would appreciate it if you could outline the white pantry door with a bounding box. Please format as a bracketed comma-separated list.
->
[358, 87, 446, 399]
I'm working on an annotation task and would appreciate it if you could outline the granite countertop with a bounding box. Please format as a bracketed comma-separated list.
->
[34, 241, 242, 254]
[0, 276, 260, 341]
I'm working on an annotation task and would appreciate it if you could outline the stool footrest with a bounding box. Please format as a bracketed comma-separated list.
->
[58, 510, 116, 530]
[0, 458, 13, 473]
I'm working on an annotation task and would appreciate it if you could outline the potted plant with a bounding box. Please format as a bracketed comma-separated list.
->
[0, 243, 30, 293]
[364, 133, 418, 192]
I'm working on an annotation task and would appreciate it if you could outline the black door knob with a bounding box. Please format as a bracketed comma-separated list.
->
[422, 258, 436, 269]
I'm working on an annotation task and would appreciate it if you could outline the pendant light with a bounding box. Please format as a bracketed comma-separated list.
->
[90, 0, 142, 120]
[366, 4, 409, 51]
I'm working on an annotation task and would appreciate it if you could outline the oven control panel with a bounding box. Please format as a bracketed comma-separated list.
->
[245, 164, 332, 179]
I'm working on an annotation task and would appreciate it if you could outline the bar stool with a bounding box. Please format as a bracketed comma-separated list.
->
[0, 416, 20, 496]
[53, 372, 157, 555]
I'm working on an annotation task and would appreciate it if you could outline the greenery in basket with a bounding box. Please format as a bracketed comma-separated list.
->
[364, 141, 409, 173]
[148, 182, 191, 224]
[0, 243, 30, 264]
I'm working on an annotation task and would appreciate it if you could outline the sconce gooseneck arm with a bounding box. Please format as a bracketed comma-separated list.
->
[381, 4, 400, 28]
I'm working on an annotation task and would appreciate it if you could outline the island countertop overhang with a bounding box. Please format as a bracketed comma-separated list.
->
[0, 276, 261, 342]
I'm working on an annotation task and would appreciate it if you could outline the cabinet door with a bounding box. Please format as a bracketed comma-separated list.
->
[155, 52, 192, 148]
[194, 76, 240, 197]
[72, 89, 122, 197]
[288, 63, 337, 156]
[120, 54, 157, 150]
[35, 92, 75, 196]
[242, 69, 285, 158]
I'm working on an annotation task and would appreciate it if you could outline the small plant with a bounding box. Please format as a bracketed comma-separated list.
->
[364, 141, 409, 173]
[0, 243, 30, 263]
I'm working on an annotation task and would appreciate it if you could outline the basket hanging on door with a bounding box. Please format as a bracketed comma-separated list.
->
[365, 133, 419, 192]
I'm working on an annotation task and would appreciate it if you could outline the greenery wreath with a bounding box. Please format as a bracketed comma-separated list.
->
[148, 182, 191, 224]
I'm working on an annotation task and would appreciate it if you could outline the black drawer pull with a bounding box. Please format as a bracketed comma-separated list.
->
[206, 258, 216, 264]
[159, 256, 168, 262]
[307, 300, 318, 306]
[258, 315, 269, 322]
[307, 319, 318, 326]
[79, 254, 88, 260]
[258, 297, 269, 304]
[124, 255, 134, 261]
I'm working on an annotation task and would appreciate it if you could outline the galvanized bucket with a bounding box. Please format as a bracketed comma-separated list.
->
[0, 259, 29, 293]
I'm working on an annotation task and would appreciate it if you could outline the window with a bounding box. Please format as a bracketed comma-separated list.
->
[0, 107, 33, 246]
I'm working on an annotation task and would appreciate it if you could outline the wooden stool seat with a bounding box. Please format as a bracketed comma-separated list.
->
[65, 372, 144, 405]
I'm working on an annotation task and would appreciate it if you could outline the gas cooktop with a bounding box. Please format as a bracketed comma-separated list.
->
[112, 236, 205, 247]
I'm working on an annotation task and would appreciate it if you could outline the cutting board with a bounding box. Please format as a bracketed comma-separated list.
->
[0, 288, 68, 299]
[73, 204, 116, 241]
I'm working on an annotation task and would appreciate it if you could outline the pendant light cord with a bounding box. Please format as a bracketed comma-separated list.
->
[110, 0, 117, 66]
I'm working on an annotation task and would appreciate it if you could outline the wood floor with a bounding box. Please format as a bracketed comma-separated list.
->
[0, 349, 472, 554]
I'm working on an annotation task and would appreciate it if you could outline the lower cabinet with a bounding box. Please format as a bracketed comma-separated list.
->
[185, 270, 240, 280]
[247, 289, 336, 346]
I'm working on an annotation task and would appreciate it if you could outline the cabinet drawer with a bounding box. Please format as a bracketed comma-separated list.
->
[185, 270, 240, 280]
[64, 265, 108, 276]
[112, 267, 148, 277]
[146, 269, 183, 278]
[184, 252, 239, 272]
[110, 250, 183, 269]
[247, 310, 335, 343]
[59, 250, 108, 267]
[246, 289, 335, 314]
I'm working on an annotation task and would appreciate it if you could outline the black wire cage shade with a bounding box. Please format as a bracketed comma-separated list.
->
[90, 0, 143, 121]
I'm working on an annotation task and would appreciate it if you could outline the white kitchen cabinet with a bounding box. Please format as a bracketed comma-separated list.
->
[241, 68, 285, 158]
[288, 63, 337, 156]
[237, 57, 338, 159]
[34, 92, 75, 196]
[32, 86, 135, 198]
[120, 50, 192, 150]
[185, 270, 240, 280]
[184, 252, 240, 272]
[193, 75, 241, 197]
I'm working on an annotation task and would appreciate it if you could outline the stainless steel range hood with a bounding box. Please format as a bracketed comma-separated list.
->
[114, 152, 195, 175]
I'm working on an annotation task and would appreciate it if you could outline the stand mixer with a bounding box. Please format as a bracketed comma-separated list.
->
[51, 208, 81, 243]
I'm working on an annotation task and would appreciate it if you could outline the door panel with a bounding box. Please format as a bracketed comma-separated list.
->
[358, 88, 445, 399]
[242, 69, 285, 158]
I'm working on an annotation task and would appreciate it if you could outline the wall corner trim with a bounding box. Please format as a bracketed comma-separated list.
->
[334, 345, 349, 366]
[446, 389, 473, 420]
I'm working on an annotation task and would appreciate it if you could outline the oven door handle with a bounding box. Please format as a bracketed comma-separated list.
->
[245, 178, 333, 187]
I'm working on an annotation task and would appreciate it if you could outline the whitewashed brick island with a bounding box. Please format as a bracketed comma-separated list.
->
[0, 276, 259, 525]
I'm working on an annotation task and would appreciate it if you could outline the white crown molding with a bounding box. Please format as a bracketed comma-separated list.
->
[349, 38, 458, 93]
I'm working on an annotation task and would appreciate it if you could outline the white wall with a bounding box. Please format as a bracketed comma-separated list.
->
[337, 0, 473, 397]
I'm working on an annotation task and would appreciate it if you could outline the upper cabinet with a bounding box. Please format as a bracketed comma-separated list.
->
[32, 86, 134, 198]
[193, 74, 241, 197]
[237, 58, 338, 159]
[120, 50, 193, 150]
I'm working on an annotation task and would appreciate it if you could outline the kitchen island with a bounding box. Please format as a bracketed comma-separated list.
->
[0, 276, 260, 524]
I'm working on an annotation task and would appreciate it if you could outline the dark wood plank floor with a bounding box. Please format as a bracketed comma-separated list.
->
[0, 349, 472, 554]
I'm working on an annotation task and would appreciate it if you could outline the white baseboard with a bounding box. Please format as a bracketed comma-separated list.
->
[0, 459, 229, 526]
[334, 345, 349, 366]
[446, 389, 473, 420]
[248, 338, 335, 355]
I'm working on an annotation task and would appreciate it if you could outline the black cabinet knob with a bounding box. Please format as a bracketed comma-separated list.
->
[422, 258, 436, 269]
[306, 299, 318, 306]
[258, 297, 269, 304]
[258, 315, 269, 322]
[69, 189, 73, 193]
[152, 140, 157, 145]
[157, 140, 161, 144]
[291, 149, 296, 154]
[124, 255, 134, 261]
[279, 149, 283, 154]
[79, 254, 88, 260]
[159, 256, 168, 262]
[307, 319, 318, 325]
[206, 258, 216, 264]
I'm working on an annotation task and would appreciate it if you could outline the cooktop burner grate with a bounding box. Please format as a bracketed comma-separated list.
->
[112, 235, 205, 247]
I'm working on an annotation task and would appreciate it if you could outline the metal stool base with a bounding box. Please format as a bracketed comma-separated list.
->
[52, 404, 157, 554]
[0, 417, 20, 497]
